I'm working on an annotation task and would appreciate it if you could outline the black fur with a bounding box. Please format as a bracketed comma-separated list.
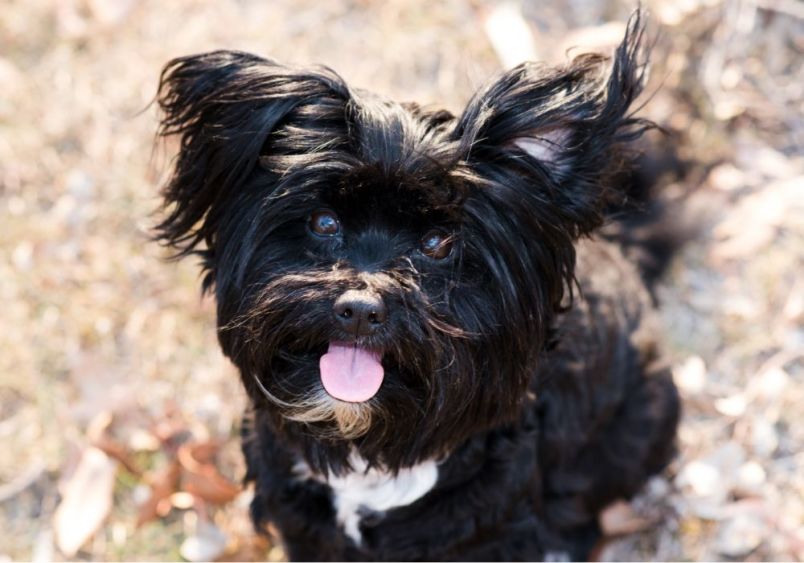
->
[155, 10, 679, 561]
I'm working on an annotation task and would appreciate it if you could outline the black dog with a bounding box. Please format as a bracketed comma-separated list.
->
[155, 10, 679, 561]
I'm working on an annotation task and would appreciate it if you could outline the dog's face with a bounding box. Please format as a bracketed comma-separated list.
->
[156, 16, 647, 472]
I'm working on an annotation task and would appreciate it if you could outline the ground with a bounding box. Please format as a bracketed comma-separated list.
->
[0, 0, 802, 560]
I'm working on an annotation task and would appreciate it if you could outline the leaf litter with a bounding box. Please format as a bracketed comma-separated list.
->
[1, 0, 802, 560]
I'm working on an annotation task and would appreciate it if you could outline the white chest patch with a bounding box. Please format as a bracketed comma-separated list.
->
[296, 455, 439, 545]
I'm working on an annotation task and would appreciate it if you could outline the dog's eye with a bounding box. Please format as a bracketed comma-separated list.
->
[420, 230, 453, 260]
[309, 210, 340, 236]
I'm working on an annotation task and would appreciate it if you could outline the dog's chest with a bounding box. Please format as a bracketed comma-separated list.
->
[297, 456, 439, 544]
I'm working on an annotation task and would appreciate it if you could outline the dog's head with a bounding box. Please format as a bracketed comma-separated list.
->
[156, 13, 649, 472]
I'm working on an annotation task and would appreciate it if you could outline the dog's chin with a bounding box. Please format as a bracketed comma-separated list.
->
[253, 371, 378, 440]
[285, 390, 377, 439]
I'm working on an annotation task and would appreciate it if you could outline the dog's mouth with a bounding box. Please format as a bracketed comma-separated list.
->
[319, 342, 384, 403]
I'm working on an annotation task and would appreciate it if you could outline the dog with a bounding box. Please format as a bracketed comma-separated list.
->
[154, 10, 679, 561]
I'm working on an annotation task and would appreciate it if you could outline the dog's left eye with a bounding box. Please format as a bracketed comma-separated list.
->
[309, 210, 340, 236]
[420, 230, 454, 260]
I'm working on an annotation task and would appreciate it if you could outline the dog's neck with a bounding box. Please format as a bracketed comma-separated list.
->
[294, 453, 439, 545]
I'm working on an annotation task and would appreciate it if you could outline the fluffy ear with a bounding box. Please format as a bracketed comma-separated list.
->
[454, 9, 652, 236]
[155, 50, 350, 257]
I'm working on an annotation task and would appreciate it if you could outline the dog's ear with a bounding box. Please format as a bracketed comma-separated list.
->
[155, 50, 349, 258]
[454, 10, 651, 236]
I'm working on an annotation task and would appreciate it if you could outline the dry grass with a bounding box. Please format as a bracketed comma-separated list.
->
[0, 0, 801, 560]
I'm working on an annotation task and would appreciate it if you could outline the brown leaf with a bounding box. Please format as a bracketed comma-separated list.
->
[54, 446, 118, 557]
[136, 459, 181, 527]
[182, 441, 220, 465]
[93, 434, 142, 477]
[178, 442, 240, 505]
[87, 411, 142, 476]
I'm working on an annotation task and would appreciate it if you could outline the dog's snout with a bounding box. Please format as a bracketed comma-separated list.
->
[333, 290, 387, 336]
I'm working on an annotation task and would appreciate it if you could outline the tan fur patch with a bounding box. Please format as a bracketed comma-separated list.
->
[253, 377, 374, 439]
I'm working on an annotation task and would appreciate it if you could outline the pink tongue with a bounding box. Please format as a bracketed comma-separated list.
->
[319, 343, 384, 403]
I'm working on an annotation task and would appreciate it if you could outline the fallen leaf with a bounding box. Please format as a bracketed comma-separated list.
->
[136, 459, 181, 527]
[178, 442, 240, 505]
[93, 435, 142, 477]
[54, 446, 118, 557]
[87, 411, 142, 476]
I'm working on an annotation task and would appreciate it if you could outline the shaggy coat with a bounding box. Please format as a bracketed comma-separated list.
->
[155, 11, 679, 560]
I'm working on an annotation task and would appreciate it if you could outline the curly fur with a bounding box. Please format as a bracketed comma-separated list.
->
[155, 9, 679, 561]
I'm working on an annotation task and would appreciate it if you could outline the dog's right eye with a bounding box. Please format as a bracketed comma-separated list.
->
[420, 230, 454, 260]
[309, 210, 341, 236]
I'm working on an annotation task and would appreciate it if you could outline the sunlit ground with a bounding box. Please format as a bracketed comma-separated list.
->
[0, 0, 802, 560]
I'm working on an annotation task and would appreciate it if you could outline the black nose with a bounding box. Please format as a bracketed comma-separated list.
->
[333, 290, 387, 336]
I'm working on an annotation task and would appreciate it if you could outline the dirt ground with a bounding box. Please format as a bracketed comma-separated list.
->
[0, 0, 801, 560]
